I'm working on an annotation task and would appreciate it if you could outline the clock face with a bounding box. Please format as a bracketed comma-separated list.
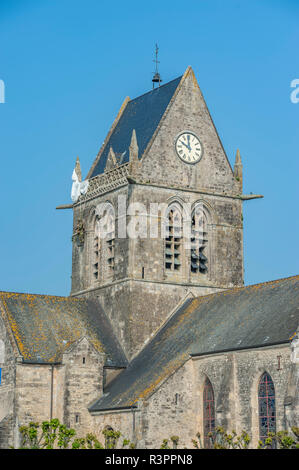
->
[175, 131, 203, 164]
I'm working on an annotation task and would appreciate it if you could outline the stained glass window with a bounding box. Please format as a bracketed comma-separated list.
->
[258, 372, 276, 447]
[203, 378, 215, 448]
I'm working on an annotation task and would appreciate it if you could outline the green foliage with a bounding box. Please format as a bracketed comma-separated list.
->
[103, 428, 121, 449]
[160, 439, 170, 449]
[19, 419, 76, 449]
[18, 420, 299, 450]
[258, 427, 299, 449]
[170, 435, 179, 449]
[17, 419, 131, 449]
[212, 427, 250, 449]
[122, 438, 136, 449]
[192, 432, 203, 449]
[72, 433, 104, 449]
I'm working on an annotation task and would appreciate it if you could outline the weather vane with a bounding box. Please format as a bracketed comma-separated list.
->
[152, 43, 162, 89]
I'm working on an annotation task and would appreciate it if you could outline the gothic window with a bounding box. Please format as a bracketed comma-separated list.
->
[92, 203, 115, 282]
[203, 378, 215, 449]
[190, 209, 208, 275]
[258, 372, 276, 447]
[103, 205, 115, 276]
[164, 206, 182, 272]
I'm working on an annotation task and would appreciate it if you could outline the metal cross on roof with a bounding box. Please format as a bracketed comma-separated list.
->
[152, 43, 162, 88]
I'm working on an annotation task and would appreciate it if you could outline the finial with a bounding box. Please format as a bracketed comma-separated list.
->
[129, 129, 139, 161]
[235, 149, 242, 165]
[105, 146, 117, 171]
[152, 43, 162, 89]
[234, 149, 243, 186]
[75, 156, 82, 182]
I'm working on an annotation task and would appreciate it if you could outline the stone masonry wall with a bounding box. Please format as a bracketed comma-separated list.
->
[70, 68, 245, 360]
[73, 180, 243, 358]
[15, 363, 53, 427]
[0, 309, 16, 448]
[7, 338, 105, 447]
[62, 338, 105, 436]
[91, 344, 295, 449]
[140, 68, 239, 194]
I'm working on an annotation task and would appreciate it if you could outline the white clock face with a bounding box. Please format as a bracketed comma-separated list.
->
[175, 132, 203, 164]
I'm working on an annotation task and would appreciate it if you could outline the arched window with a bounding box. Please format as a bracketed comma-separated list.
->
[203, 378, 215, 448]
[93, 214, 101, 281]
[164, 205, 182, 272]
[103, 205, 115, 276]
[190, 207, 208, 275]
[258, 372, 276, 446]
[93, 203, 115, 282]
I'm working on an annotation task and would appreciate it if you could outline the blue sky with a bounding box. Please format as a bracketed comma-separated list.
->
[0, 0, 298, 296]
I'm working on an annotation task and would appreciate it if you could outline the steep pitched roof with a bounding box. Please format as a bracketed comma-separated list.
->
[89, 275, 299, 412]
[0, 293, 127, 366]
[89, 76, 182, 178]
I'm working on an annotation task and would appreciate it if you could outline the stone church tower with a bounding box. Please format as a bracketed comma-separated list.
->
[70, 67, 253, 359]
[0, 66, 297, 449]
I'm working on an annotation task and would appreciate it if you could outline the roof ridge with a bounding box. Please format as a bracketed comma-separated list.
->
[90, 273, 299, 412]
[0, 291, 83, 300]
[88, 74, 183, 178]
[244, 273, 299, 288]
[192, 274, 299, 304]
[1, 275, 298, 302]
[129, 75, 183, 103]
[86, 95, 131, 179]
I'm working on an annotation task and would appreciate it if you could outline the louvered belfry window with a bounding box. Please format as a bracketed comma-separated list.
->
[190, 210, 208, 274]
[165, 207, 182, 272]
[93, 215, 100, 281]
[93, 203, 115, 281]
[203, 378, 215, 448]
[258, 372, 276, 447]
[105, 206, 115, 275]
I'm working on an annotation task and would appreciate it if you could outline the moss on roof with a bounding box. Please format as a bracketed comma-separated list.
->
[0, 292, 127, 366]
[90, 275, 299, 412]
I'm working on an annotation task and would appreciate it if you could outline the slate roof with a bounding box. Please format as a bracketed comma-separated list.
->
[89, 76, 182, 178]
[0, 292, 127, 366]
[89, 275, 299, 412]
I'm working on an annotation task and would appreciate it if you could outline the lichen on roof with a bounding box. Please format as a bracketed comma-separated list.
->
[90, 275, 299, 412]
[0, 292, 127, 366]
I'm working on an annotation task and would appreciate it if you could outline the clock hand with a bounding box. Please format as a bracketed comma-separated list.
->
[187, 135, 191, 150]
[180, 140, 190, 150]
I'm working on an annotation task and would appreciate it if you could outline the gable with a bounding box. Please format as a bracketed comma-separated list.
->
[88, 76, 182, 178]
[139, 67, 236, 192]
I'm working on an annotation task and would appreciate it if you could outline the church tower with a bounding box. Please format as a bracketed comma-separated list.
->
[68, 67, 256, 359]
